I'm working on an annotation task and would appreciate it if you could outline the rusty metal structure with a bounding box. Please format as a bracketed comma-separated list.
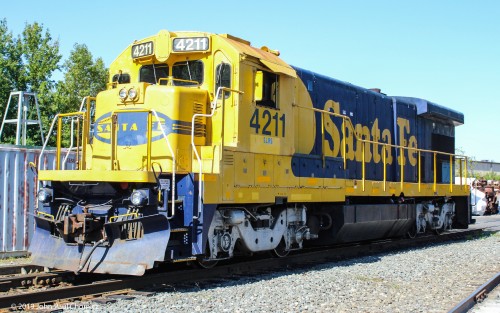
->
[0, 146, 73, 258]
[472, 179, 499, 215]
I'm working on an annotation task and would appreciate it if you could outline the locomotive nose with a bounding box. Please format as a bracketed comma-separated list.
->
[89, 84, 209, 173]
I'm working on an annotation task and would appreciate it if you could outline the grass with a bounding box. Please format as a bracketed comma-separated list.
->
[0, 256, 32, 265]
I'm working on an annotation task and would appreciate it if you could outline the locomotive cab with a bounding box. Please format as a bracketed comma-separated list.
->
[31, 31, 222, 275]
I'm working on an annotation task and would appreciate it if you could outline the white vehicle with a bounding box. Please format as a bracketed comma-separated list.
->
[470, 187, 487, 216]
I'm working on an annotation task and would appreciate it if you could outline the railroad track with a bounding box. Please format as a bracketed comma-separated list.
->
[0, 267, 73, 292]
[449, 271, 500, 313]
[0, 227, 486, 311]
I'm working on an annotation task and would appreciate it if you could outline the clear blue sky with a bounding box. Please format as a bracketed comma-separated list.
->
[2, 0, 499, 161]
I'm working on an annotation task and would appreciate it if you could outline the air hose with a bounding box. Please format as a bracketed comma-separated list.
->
[76, 238, 105, 274]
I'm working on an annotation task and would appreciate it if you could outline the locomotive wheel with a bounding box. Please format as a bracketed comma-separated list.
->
[196, 258, 219, 269]
[434, 226, 444, 235]
[406, 224, 417, 239]
[196, 240, 218, 269]
[271, 238, 289, 258]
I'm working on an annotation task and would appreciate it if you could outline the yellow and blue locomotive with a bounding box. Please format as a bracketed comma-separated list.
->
[29, 30, 470, 275]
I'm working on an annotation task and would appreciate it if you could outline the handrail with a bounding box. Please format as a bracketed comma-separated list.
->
[62, 118, 79, 169]
[38, 111, 86, 172]
[37, 98, 181, 218]
[151, 109, 177, 220]
[37, 111, 85, 209]
[191, 86, 243, 220]
[78, 96, 88, 111]
[295, 104, 468, 193]
[38, 114, 60, 172]
[158, 76, 200, 86]
[55, 112, 86, 170]
[58, 96, 94, 170]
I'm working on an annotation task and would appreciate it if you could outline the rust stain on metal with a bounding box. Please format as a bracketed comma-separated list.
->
[0, 146, 74, 257]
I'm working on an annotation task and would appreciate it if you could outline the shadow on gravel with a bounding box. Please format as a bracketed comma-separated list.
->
[156, 231, 498, 295]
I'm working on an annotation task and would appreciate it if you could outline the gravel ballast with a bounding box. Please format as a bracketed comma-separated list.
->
[61, 230, 500, 313]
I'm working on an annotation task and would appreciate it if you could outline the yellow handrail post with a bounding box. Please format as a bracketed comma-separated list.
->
[464, 157, 468, 186]
[342, 118, 346, 169]
[321, 112, 325, 168]
[75, 117, 81, 169]
[362, 140, 365, 191]
[433, 152, 437, 193]
[147, 112, 152, 170]
[81, 115, 86, 170]
[111, 114, 117, 170]
[383, 145, 386, 192]
[418, 150, 421, 192]
[81, 97, 94, 170]
[400, 147, 404, 191]
[449, 154, 453, 192]
[458, 158, 463, 186]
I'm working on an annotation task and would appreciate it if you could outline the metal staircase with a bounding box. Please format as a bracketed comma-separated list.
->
[0, 91, 44, 145]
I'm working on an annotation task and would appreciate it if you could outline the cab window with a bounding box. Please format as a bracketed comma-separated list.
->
[139, 64, 169, 84]
[112, 73, 130, 84]
[172, 60, 203, 86]
[215, 63, 231, 98]
[257, 71, 278, 108]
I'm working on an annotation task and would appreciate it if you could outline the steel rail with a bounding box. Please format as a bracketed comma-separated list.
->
[448, 271, 500, 313]
[0, 270, 73, 292]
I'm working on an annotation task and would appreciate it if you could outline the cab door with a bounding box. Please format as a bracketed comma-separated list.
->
[213, 51, 236, 202]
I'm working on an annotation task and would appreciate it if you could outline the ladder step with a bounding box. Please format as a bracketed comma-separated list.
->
[172, 256, 197, 263]
[168, 200, 183, 204]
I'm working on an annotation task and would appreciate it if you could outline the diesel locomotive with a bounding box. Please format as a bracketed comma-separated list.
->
[29, 30, 470, 275]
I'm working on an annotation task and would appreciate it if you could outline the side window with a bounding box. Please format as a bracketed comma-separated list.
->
[256, 71, 278, 108]
[172, 60, 203, 86]
[112, 73, 131, 85]
[215, 63, 231, 98]
[139, 64, 169, 84]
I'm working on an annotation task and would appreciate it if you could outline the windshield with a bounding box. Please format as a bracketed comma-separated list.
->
[140, 64, 169, 84]
[172, 60, 203, 86]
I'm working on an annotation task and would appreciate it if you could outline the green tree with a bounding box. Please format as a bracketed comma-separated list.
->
[0, 19, 15, 105]
[21, 22, 61, 92]
[51, 44, 107, 146]
[0, 20, 109, 147]
[22, 22, 61, 145]
[54, 43, 107, 114]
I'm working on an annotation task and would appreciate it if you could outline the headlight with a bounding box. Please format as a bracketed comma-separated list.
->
[128, 88, 138, 100]
[37, 188, 52, 203]
[119, 88, 127, 100]
[131, 190, 147, 206]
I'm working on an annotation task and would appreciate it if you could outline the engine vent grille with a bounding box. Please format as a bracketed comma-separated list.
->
[224, 152, 234, 165]
[193, 102, 206, 137]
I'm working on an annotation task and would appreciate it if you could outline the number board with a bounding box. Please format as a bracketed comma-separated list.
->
[131, 41, 154, 59]
[250, 108, 286, 137]
[173, 37, 209, 52]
